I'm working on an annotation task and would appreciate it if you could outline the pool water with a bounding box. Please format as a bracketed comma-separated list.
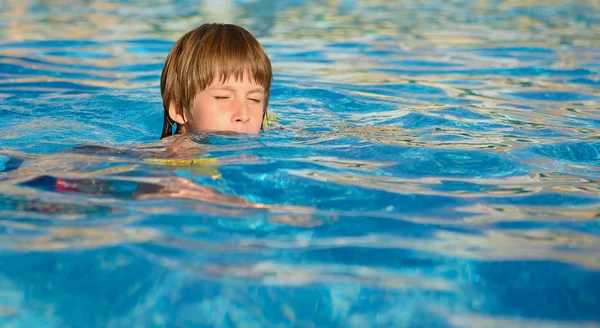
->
[1, 0, 600, 327]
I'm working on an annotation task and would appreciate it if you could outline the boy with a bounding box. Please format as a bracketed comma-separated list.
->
[160, 23, 273, 139]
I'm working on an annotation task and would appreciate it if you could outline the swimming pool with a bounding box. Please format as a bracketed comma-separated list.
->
[1, 0, 599, 326]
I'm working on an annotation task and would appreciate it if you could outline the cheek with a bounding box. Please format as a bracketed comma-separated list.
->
[252, 107, 264, 121]
[189, 99, 220, 124]
[252, 111, 265, 131]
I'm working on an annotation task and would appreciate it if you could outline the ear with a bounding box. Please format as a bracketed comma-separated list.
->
[168, 101, 188, 125]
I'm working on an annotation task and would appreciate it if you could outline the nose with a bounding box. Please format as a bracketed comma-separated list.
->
[231, 98, 250, 124]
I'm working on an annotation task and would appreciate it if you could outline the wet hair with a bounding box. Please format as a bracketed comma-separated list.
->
[160, 23, 272, 139]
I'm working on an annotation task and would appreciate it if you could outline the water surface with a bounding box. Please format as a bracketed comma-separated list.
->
[1, 0, 599, 327]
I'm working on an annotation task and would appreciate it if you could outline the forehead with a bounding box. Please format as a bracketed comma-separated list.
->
[209, 71, 263, 88]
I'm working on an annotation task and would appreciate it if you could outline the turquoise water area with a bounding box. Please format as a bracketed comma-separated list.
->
[1, 0, 599, 327]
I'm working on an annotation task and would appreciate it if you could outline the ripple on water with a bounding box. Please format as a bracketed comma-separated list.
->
[278, 85, 398, 113]
[501, 91, 599, 102]
[1, 39, 102, 49]
[0, 155, 8, 172]
[382, 60, 458, 68]
[387, 112, 471, 129]
[353, 83, 447, 97]
[0, 54, 113, 71]
[376, 67, 595, 78]
[473, 46, 555, 54]
[529, 142, 600, 165]
[35, 51, 114, 59]
[0, 63, 116, 81]
[566, 78, 600, 87]
[0, 81, 107, 94]
[429, 107, 494, 121]
[385, 148, 528, 178]
[276, 50, 334, 63]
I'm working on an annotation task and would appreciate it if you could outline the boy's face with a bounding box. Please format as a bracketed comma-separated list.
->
[177, 73, 265, 134]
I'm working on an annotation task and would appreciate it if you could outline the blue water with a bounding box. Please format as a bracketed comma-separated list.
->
[1, 0, 600, 327]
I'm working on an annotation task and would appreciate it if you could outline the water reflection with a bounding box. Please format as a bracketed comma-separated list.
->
[1, 0, 600, 326]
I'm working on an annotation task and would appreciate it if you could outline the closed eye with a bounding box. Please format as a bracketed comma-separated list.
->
[215, 96, 230, 100]
[248, 98, 261, 103]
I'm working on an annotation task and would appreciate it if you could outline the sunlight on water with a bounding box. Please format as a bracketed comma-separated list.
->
[0, 0, 599, 327]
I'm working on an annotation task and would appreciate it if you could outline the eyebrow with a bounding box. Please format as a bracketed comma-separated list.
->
[248, 88, 265, 94]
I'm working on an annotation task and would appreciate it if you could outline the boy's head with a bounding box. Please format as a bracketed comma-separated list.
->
[160, 23, 272, 139]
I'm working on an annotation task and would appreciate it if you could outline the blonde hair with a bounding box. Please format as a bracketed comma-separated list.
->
[160, 23, 272, 138]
